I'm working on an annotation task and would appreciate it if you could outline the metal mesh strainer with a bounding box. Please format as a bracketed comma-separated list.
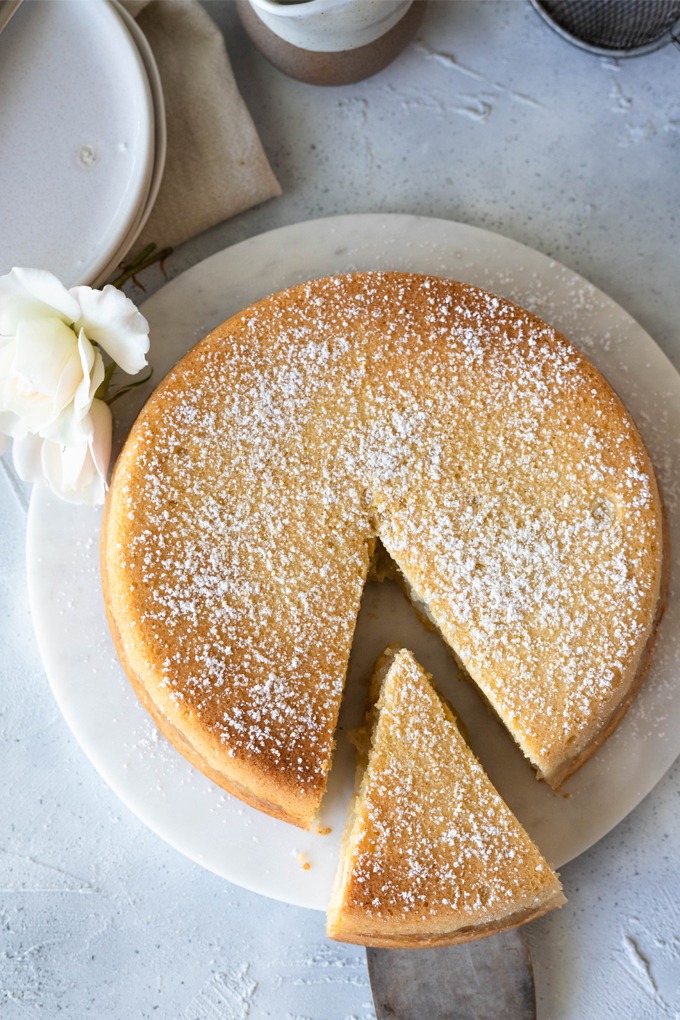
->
[530, 0, 680, 56]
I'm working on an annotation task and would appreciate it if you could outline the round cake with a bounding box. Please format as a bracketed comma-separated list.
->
[101, 272, 665, 830]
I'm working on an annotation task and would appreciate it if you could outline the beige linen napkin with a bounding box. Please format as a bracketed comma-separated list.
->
[122, 0, 281, 254]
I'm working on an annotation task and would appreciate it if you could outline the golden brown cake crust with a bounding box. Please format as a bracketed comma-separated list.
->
[101, 272, 665, 828]
[326, 648, 566, 948]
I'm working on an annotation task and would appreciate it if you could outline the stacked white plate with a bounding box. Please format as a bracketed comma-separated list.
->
[0, 0, 166, 288]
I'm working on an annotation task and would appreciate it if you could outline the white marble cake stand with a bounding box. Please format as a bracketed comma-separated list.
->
[26, 214, 680, 910]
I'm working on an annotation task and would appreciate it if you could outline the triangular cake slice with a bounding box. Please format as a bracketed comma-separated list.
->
[327, 647, 566, 947]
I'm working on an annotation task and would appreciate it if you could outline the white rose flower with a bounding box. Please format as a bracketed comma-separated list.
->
[0, 267, 150, 505]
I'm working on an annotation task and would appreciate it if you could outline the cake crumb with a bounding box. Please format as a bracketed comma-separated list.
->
[294, 849, 312, 870]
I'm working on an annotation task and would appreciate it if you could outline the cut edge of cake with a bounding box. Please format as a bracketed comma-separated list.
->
[374, 543, 668, 791]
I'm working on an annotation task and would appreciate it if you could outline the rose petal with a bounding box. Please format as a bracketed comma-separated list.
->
[7, 318, 82, 434]
[0, 340, 27, 439]
[41, 400, 111, 505]
[12, 432, 46, 483]
[0, 268, 80, 336]
[0, 410, 27, 440]
[14, 317, 81, 401]
[73, 329, 104, 421]
[42, 407, 82, 447]
[43, 434, 85, 491]
[88, 397, 112, 482]
[71, 284, 149, 375]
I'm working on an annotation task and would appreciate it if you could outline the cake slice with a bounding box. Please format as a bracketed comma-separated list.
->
[327, 647, 566, 947]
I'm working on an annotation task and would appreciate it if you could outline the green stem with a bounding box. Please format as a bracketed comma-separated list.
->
[105, 366, 154, 405]
[111, 244, 173, 290]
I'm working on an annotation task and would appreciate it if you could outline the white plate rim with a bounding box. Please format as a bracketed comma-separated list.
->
[85, 0, 156, 284]
[92, 0, 167, 287]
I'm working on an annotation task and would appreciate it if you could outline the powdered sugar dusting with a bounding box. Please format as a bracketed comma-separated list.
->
[106, 272, 664, 817]
[336, 650, 563, 928]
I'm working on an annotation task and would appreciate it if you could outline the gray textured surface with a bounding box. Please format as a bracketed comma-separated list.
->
[1, 1, 680, 1017]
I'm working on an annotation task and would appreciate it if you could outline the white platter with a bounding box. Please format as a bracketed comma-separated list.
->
[26, 214, 680, 910]
[0, 0, 154, 287]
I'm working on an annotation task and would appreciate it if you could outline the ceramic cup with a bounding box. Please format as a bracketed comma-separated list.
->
[236, 0, 426, 85]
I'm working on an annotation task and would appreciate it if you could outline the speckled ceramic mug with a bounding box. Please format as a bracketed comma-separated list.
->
[236, 0, 426, 85]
